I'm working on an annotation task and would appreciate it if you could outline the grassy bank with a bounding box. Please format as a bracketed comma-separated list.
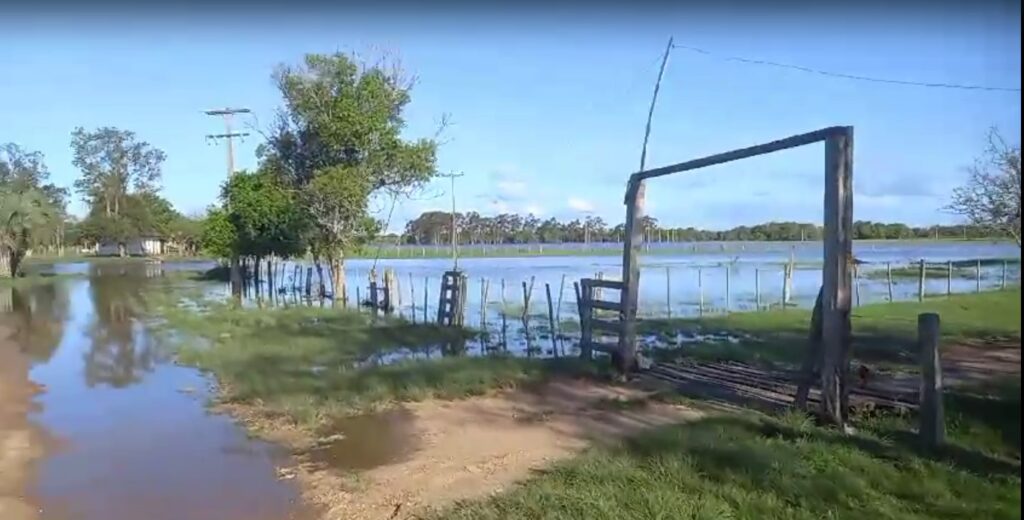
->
[432, 378, 1020, 519]
[637, 288, 1021, 367]
[148, 290, 598, 427]
[0, 272, 83, 288]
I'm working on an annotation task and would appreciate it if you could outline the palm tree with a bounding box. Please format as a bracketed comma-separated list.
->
[1, 188, 55, 278]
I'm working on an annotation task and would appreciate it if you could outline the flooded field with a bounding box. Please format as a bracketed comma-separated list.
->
[4, 242, 1020, 519]
[220, 240, 1021, 351]
[1, 266, 315, 520]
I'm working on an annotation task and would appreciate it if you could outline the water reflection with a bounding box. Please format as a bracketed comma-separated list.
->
[1, 282, 69, 362]
[81, 265, 161, 388]
[11, 263, 314, 520]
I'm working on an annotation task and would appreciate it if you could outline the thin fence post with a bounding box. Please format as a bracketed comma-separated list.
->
[500, 278, 508, 350]
[1001, 260, 1007, 290]
[947, 260, 953, 296]
[854, 263, 861, 307]
[545, 283, 558, 357]
[976, 259, 982, 293]
[423, 276, 429, 323]
[755, 268, 761, 311]
[886, 262, 894, 302]
[918, 259, 925, 302]
[918, 312, 945, 449]
[555, 274, 566, 355]
[724, 264, 731, 313]
[665, 266, 672, 318]
[780, 265, 788, 311]
[698, 267, 704, 317]
[409, 273, 417, 324]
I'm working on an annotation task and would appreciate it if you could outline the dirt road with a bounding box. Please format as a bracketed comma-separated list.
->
[0, 320, 46, 520]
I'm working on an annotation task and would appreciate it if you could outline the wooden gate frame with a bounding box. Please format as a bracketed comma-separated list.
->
[615, 126, 854, 425]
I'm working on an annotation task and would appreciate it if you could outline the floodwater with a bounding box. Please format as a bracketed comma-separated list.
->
[249, 240, 1021, 347]
[2, 264, 315, 520]
[308, 409, 418, 471]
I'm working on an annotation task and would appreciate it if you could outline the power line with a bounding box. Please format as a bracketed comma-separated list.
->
[671, 43, 1021, 92]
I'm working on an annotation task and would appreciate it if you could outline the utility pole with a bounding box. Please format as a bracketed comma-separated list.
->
[437, 172, 465, 270]
[204, 108, 251, 177]
[204, 107, 251, 297]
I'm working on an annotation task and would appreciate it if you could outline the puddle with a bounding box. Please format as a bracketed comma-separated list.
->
[2, 264, 316, 520]
[308, 408, 419, 471]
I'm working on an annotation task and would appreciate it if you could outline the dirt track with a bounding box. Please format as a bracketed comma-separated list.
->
[0, 321, 45, 520]
[221, 378, 702, 520]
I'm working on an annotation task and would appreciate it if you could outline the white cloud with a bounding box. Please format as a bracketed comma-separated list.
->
[567, 197, 595, 212]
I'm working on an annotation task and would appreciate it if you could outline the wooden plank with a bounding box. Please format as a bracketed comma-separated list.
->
[634, 126, 847, 181]
[582, 278, 625, 290]
[588, 299, 622, 312]
[592, 319, 623, 334]
[583, 341, 618, 354]
[820, 127, 854, 427]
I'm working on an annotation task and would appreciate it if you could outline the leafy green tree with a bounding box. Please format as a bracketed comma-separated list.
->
[1, 144, 65, 277]
[200, 207, 236, 259]
[260, 52, 439, 298]
[71, 127, 166, 255]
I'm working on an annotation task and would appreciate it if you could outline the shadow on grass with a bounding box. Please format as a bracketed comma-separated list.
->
[435, 407, 1020, 520]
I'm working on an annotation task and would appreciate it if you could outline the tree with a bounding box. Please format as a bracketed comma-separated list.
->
[260, 52, 439, 298]
[948, 128, 1021, 246]
[71, 127, 166, 256]
[1, 144, 65, 277]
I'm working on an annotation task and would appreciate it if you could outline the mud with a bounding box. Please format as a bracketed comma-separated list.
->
[227, 377, 703, 520]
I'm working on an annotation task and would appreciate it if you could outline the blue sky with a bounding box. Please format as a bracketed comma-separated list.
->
[1, 5, 1020, 232]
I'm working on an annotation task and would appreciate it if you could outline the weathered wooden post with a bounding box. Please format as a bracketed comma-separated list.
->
[618, 177, 645, 373]
[918, 312, 945, 449]
[697, 267, 704, 317]
[724, 264, 731, 313]
[755, 268, 761, 311]
[500, 278, 508, 350]
[819, 127, 854, 429]
[305, 267, 314, 298]
[976, 259, 982, 293]
[409, 273, 417, 324]
[947, 260, 953, 297]
[853, 263, 861, 307]
[917, 259, 926, 302]
[545, 283, 558, 357]
[1001, 260, 1008, 290]
[576, 280, 593, 360]
[886, 261, 894, 302]
[665, 266, 672, 318]
[423, 276, 429, 323]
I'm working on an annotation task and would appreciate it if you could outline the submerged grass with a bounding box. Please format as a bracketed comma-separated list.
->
[639, 288, 1022, 368]
[147, 286, 599, 426]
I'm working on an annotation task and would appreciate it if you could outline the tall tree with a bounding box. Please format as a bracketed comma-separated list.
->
[1, 144, 65, 277]
[71, 127, 166, 255]
[71, 127, 165, 218]
[260, 52, 439, 298]
[948, 128, 1021, 247]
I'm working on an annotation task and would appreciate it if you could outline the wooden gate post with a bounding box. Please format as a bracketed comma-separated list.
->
[918, 312, 945, 448]
[618, 177, 645, 373]
[819, 127, 854, 428]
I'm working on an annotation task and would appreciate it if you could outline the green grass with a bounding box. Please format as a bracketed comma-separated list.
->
[637, 288, 1022, 368]
[0, 272, 83, 288]
[147, 289, 600, 426]
[23, 253, 216, 265]
[431, 387, 1020, 519]
[428, 286, 1021, 519]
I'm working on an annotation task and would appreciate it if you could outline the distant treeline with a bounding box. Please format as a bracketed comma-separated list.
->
[396, 211, 1009, 245]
